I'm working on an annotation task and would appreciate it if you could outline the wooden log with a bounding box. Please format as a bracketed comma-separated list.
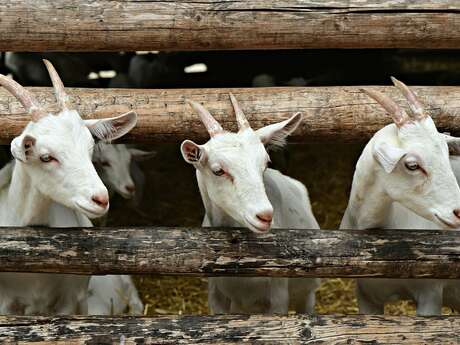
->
[1, 86, 460, 144]
[0, 314, 458, 344]
[1, 227, 460, 278]
[1, 1, 460, 51]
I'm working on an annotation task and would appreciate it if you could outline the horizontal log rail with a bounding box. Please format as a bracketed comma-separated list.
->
[1, 226, 460, 278]
[1, 86, 460, 144]
[0, 314, 458, 344]
[1, 1, 460, 51]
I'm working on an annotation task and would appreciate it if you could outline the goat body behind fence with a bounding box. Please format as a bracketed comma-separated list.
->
[341, 78, 460, 315]
[181, 94, 320, 314]
[0, 60, 137, 315]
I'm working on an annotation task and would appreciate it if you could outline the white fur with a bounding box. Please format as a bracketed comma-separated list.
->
[47, 203, 144, 316]
[0, 163, 144, 316]
[92, 143, 153, 227]
[0, 161, 13, 191]
[1, 110, 110, 226]
[182, 108, 320, 314]
[341, 118, 460, 316]
[0, 197, 92, 315]
[0, 105, 136, 315]
[204, 169, 320, 314]
[88, 144, 149, 316]
[48, 204, 144, 316]
[88, 275, 144, 315]
[93, 143, 154, 199]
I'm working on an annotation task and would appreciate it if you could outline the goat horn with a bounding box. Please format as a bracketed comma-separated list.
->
[361, 88, 410, 128]
[43, 59, 70, 111]
[229, 93, 250, 131]
[187, 100, 224, 137]
[391, 77, 426, 120]
[0, 74, 46, 122]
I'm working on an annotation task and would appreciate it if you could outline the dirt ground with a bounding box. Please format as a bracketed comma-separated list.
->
[106, 142, 456, 316]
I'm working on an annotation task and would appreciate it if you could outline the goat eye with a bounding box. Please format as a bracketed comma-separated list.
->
[100, 161, 111, 167]
[213, 168, 225, 176]
[405, 161, 419, 171]
[39, 154, 55, 163]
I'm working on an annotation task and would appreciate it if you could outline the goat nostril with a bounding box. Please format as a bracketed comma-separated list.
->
[454, 209, 460, 220]
[257, 212, 273, 224]
[125, 185, 136, 193]
[92, 195, 109, 208]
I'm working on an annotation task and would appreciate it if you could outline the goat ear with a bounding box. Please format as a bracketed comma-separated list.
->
[128, 148, 156, 161]
[84, 111, 137, 142]
[256, 112, 302, 149]
[11, 134, 36, 163]
[373, 141, 407, 173]
[181, 140, 205, 165]
[441, 133, 460, 156]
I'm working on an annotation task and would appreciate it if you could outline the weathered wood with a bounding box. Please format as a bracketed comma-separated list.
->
[0, 314, 458, 344]
[1, 86, 460, 144]
[1, 1, 460, 51]
[1, 227, 460, 278]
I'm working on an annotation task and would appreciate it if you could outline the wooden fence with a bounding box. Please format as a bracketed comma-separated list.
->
[1, 86, 460, 144]
[1, 1, 460, 51]
[0, 227, 460, 343]
[1, 227, 460, 278]
[1, 314, 457, 344]
[1, 0, 460, 344]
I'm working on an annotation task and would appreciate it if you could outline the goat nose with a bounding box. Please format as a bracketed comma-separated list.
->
[454, 209, 460, 220]
[92, 194, 109, 208]
[125, 185, 136, 194]
[256, 211, 273, 224]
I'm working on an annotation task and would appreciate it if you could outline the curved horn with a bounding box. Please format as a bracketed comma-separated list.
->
[361, 88, 410, 128]
[391, 77, 426, 120]
[229, 93, 250, 131]
[0, 74, 46, 122]
[43, 59, 70, 111]
[187, 100, 224, 137]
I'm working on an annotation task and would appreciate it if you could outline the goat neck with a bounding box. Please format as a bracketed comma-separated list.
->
[1, 163, 51, 226]
[340, 136, 392, 230]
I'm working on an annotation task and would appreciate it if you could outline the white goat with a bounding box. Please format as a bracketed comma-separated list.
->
[93, 143, 154, 200]
[92, 143, 154, 229]
[1, 148, 147, 315]
[88, 275, 144, 315]
[341, 78, 460, 316]
[181, 94, 320, 314]
[90, 144, 151, 315]
[0, 60, 137, 315]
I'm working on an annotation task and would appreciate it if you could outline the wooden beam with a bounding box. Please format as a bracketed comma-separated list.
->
[1, 1, 460, 51]
[0, 314, 458, 344]
[1, 227, 460, 278]
[1, 86, 460, 144]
